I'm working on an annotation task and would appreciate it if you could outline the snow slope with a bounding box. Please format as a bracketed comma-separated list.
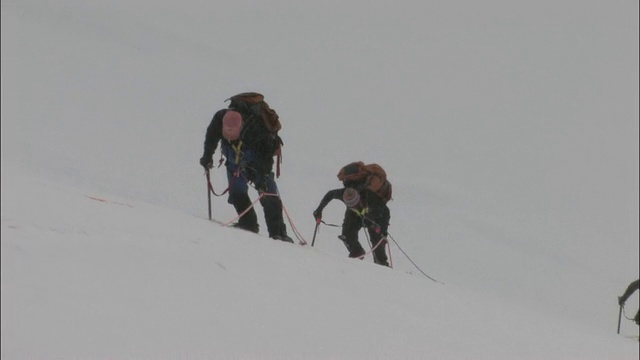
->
[2, 0, 638, 359]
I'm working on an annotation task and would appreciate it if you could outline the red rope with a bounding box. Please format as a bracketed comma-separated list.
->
[281, 202, 308, 245]
[221, 193, 265, 227]
[216, 190, 308, 246]
[206, 167, 247, 197]
[357, 236, 388, 261]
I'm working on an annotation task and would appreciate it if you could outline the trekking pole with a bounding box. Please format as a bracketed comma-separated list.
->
[617, 304, 623, 334]
[205, 169, 212, 220]
[311, 218, 321, 247]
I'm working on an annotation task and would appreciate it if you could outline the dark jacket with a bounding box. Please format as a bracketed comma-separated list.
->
[202, 109, 277, 178]
[316, 187, 390, 234]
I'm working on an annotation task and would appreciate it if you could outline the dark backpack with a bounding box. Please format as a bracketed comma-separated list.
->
[225, 92, 284, 176]
[337, 162, 393, 203]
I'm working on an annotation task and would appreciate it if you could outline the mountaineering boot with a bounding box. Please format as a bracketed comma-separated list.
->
[372, 250, 389, 267]
[260, 195, 290, 241]
[271, 234, 294, 243]
[231, 193, 259, 233]
[338, 235, 366, 259]
[371, 238, 389, 267]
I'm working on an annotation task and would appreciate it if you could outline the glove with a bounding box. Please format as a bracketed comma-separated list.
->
[313, 208, 322, 221]
[199, 156, 213, 169]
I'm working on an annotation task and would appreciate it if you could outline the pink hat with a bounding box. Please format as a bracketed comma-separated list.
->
[222, 111, 243, 141]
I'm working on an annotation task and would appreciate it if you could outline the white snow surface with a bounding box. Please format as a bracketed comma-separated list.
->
[2, 0, 639, 359]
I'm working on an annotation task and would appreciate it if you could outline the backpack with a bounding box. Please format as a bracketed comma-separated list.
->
[337, 162, 393, 203]
[225, 92, 284, 176]
[226, 92, 281, 133]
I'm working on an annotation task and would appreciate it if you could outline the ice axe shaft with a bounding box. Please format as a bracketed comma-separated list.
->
[617, 305, 622, 334]
[206, 170, 212, 220]
[311, 219, 321, 247]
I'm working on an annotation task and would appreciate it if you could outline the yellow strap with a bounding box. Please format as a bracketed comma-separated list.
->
[351, 207, 369, 217]
[232, 141, 243, 164]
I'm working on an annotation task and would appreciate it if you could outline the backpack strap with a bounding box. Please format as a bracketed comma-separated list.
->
[275, 147, 282, 178]
[231, 141, 243, 164]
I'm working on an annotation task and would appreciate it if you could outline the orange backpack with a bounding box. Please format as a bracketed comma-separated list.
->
[337, 162, 393, 203]
[226, 92, 281, 134]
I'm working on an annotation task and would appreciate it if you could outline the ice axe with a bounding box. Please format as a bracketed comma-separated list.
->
[205, 169, 212, 220]
[311, 218, 321, 247]
[617, 304, 623, 334]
